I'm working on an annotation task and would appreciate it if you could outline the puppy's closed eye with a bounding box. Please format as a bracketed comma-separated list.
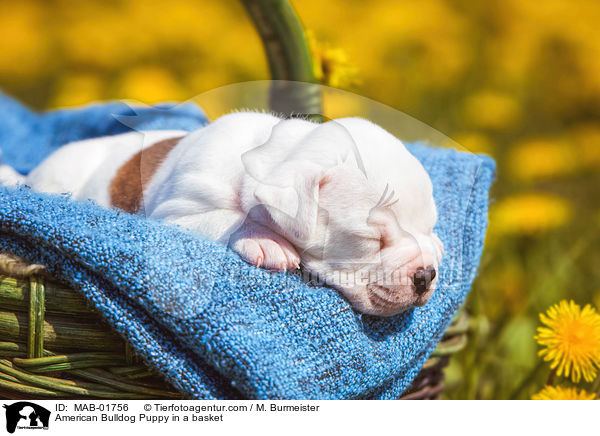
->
[367, 207, 400, 249]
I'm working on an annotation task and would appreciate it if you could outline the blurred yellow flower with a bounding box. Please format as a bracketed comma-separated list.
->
[0, 2, 51, 78]
[50, 74, 105, 108]
[57, 9, 133, 69]
[507, 138, 578, 181]
[462, 91, 521, 131]
[116, 67, 186, 103]
[535, 300, 600, 383]
[322, 89, 365, 119]
[489, 193, 572, 236]
[306, 30, 359, 88]
[532, 386, 596, 400]
[451, 132, 494, 155]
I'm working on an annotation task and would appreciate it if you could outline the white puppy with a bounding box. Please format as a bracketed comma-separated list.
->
[15, 112, 443, 316]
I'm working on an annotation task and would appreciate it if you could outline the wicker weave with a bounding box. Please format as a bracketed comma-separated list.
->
[0, 253, 467, 399]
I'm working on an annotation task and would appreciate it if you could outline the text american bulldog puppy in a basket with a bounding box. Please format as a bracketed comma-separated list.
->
[3, 112, 443, 316]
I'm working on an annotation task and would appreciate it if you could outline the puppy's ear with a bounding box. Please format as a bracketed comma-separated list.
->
[254, 161, 326, 244]
[367, 207, 400, 249]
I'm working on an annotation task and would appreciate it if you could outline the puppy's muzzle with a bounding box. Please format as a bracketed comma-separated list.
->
[366, 264, 437, 315]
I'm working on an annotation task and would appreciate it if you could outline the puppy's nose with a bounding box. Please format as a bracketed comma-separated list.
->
[413, 265, 436, 295]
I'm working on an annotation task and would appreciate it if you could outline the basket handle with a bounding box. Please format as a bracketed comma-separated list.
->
[241, 0, 322, 119]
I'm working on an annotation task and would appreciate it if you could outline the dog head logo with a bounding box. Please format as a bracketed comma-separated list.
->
[3, 402, 50, 433]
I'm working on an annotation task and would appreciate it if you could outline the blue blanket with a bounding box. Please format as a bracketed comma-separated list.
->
[0, 92, 495, 399]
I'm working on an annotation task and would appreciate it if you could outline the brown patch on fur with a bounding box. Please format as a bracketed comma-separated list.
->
[109, 136, 184, 214]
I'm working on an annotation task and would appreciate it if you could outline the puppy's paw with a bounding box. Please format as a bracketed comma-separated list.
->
[228, 222, 300, 271]
[0, 165, 25, 187]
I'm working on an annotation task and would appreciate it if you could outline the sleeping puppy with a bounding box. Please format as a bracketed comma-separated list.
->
[15, 112, 443, 316]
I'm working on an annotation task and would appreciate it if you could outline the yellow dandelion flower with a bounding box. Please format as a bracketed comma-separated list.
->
[306, 30, 359, 88]
[532, 386, 596, 400]
[0, 2, 50, 78]
[535, 300, 600, 383]
[507, 138, 578, 181]
[50, 74, 105, 109]
[452, 132, 495, 155]
[488, 193, 572, 237]
[321, 90, 365, 119]
[462, 90, 521, 131]
[115, 67, 186, 104]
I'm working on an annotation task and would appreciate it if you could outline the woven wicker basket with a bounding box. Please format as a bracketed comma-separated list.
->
[0, 0, 469, 400]
[0, 255, 468, 400]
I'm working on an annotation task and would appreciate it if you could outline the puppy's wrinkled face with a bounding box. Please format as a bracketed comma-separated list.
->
[244, 117, 443, 317]
[300, 166, 443, 316]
